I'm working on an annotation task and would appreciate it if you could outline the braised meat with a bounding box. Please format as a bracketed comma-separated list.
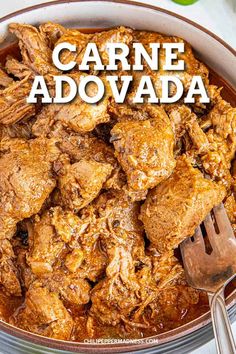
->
[0, 137, 59, 239]
[32, 74, 111, 136]
[0, 23, 234, 342]
[0, 138, 60, 238]
[140, 156, 226, 252]
[56, 159, 113, 211]
[9, 23, 60, 79]
[5, 57, 34, 81]
[45, 273, 91, 307]
[57, 133, 117, 167]
[90, 246, 140, 326]
[0, 76, 35, 125]
[55, 26, 133, 69]
[26, 209, 65, 275]
[0, 239, 21, 296]
[127, 31, 209, 101]
[201, 100, 236, 185]
[12, 284, 74, 340]
[0, 68, 13, 87]
[25, 204, 106, 284]
[111, 106, 175, 191]
[0, 137, 60, 295]
[89, 190, 146, 325]
[18, 207, 92, 312]
[39, 22, 66, 49]
[0, 120, 34, 140]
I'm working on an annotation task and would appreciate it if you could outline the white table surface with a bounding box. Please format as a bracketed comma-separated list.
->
[0, 1, 235, 354]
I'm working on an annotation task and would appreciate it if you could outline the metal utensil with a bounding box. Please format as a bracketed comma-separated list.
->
[180, 203, 236, 354]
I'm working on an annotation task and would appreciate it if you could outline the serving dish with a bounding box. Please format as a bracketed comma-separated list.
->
[0, 1, 235, 353]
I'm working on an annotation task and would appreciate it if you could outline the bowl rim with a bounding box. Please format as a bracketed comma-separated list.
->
[0, 0, 235, 352]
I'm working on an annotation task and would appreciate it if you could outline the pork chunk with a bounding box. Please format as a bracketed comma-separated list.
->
[128, 31, 208, 101]
[9, 23, 60, 78]
[207, 99, 236, 139]
[182, 99, 236, 187]
[90, 246, 140, 326]
[26, 206, 84, 275]
[23, 206, 92, 309]
[5, 57, 34, 81]
[201, 100, 236, 185]
[0, 68, 13, 87]
[89, 189, 147, 325]
[0, 77, 35, 125]
[0, 137, 59, 239]
[140, 156, 226, 252]
[0, 120, 34, 141]
[0, 239, 21, 296]
[0, 138, 59, 294]
[94, 189, 144, 258]
[45, 273, 91, 307]
[39, 22, 66, 49]
[27, 211, 64, 275]
[58, 134, 117, 166]
[32, 74, 111, 135]
[26, 205, 106, 285]
[146, 276, 202, 332]
[111, 106, 175, 191]
[96, 190, 143, 230]
[12, 285, 73, 340]
[55, 26, 133, 69]
[56, 159, 113, 211]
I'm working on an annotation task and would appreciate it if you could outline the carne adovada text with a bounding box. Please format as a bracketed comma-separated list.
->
[0, 23, 235, 342]
[27, 40, 209, 104]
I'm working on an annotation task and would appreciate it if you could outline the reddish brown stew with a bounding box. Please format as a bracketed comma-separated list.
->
[0, 26, 235, 341]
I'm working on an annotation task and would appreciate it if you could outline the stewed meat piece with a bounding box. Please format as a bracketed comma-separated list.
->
[145, 276, 202, 332]
[9, 23, 60, 78]
[57, 133, 117, 167]
[0, 22, 234, 342]
[94, 189, 145, 260]
[55, 26, 133, 69]
[0, 68, 13, 87]
[207, 99, 236, 139]
[24, 207, 92, 308]
[128, 31, 209, 101]
[89, 190, 146, 325]
[0, 239, 21, 296]
[5, 57, 34, 81]
[39, 22, 66, 49]
[140, 155, 226, 252]
[26, 204, 106, 280]
[111, 105, 175, 191]
[0, 120, 34, 140]
[0, 137, 59, 239]
[12, 284, 74, 340]
[45, 273, 91, 307]
[26, 209, 65, 275]
[0, 137, 60, 295]
[56, 159, 113, 211]
[201, 99, 236, 185]
[32, 74, 111, 135]
[0, 76, 36, 125]
[90, 246, 140, 326]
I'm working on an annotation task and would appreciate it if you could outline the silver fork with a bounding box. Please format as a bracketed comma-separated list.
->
[180, 203, 236, 354]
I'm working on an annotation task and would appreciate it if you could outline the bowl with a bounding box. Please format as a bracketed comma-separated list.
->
[0, 1, 235, 353]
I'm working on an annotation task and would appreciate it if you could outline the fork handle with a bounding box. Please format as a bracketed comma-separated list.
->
[208, 290, 236, 354]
